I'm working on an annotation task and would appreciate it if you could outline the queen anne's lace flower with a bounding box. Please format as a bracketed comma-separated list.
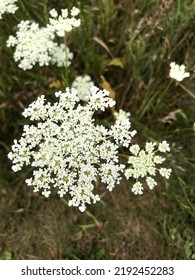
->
[7, 21, 73, 70]
[0, 0, 18, 19]
[125, 142, 171, 194]
[169, 62, 190, 81]
[72, 75, 94, 101]
[8, 87, 136, 212]
[47, 7, 81, 37]
[49, 44, 73, 67]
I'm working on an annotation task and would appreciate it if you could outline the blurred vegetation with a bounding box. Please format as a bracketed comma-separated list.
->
[0, 0, 195, 259]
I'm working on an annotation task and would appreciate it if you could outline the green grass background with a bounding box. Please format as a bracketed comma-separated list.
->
[0, 0, 194, 259]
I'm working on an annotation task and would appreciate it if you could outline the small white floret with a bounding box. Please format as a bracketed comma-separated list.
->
[169, 62, 190, 81]
[132, 182, 144, 195]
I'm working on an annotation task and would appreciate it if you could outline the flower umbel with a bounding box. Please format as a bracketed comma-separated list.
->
[8, 87, 136, 212]
[0, 0, 18, 19]
[47, 7, 81, 37]
[125, 141, 171, 194]
[49, 43, 73, 68]
[169, 62, 190, 82]
[7, 21, 74, 70]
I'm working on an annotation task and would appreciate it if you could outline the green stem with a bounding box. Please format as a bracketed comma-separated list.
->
[118, 153, 129, 158]
[64, 34, 69, 86]
[178, 83, 195, 99]
[151, 80, 173, 117]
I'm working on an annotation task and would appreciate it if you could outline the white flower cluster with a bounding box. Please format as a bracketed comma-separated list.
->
[7, 21, 73, 70]
[71, 75, 94, 101]
[49, 43, 73, 68]
[48, 7, 80, 37]
[169, 62, 190, 82]
[8, 86, 136, 212]
[7, 7, 80, 70]
[125, 141, 171, 195]
[0, 0, 18, 19]
[110, 115, 136, 148]
[114, 109, 131, 121]
[112, 109, 136, 147]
